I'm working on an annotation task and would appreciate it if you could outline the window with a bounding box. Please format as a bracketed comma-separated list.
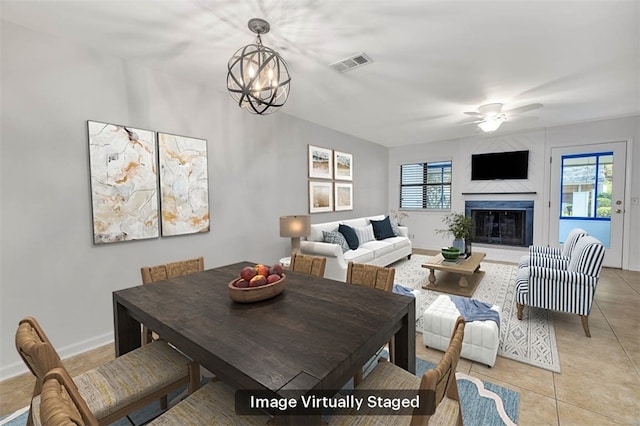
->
[560, 152, 613, 219]
[400, 161, 451, 209]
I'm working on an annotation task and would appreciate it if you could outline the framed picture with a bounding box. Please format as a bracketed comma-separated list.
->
[87, 120, 159, 244]
[334, 150, 353, 181]
[158, 132, 210, 236]
[334, 182, 353, 211]
[309, 181, 334, 213]
[308, 145, 333, 179]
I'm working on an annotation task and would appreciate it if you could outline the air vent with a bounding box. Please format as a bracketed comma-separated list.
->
[329, 52, 373, 73]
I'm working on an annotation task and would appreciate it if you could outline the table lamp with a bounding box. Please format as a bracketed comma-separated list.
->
[279, 215, 311, 254]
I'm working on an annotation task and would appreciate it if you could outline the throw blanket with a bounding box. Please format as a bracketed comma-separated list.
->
[393, 284, 415, 298]
[450, 296, 500, 329]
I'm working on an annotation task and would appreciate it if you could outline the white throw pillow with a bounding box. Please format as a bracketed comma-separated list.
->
[354, 224, 376, 244]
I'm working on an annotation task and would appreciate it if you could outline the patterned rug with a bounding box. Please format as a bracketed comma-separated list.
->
[349, 350, 520, 425]
[392, 254, 561, 373]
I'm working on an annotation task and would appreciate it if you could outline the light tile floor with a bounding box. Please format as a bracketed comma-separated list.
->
[416, 266, 640, 425]
[2, 267, 639, 424]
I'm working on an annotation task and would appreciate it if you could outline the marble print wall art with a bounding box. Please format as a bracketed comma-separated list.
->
[158, 132, 210, 236]
[88, 121, 159, 244]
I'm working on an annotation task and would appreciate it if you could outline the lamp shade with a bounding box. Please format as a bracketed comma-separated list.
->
[279, 215, 311, 238]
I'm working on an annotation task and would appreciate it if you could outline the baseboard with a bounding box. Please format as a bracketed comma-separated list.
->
[0, 331, 114, 381]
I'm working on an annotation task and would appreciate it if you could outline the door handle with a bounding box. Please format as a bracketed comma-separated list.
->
[615, 208, 623, 214]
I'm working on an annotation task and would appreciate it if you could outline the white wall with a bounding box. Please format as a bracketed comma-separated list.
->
[0, 22, 389, 379]
[389, 117, 640, 268]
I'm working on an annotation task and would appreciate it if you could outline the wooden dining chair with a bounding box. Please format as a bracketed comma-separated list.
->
[140, 256, 205, 344]
[346, 261, 396, 384]
[346, 261, 395, 292]
[333, 317, 466, 425]
[16, 317, 199, 426]
[289, 252, 327, 278]
[141, 256, 205, 284]
[37, 367, 271, 426]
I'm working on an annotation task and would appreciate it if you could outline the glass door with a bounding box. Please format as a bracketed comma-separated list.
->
[549, 142, 627, 268]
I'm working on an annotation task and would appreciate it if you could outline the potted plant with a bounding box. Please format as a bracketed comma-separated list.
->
[436, 212, 474, 253]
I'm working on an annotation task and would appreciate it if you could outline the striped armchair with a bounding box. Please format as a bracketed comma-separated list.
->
[518, 228, 588, 268]
[515, 235, 605, 337]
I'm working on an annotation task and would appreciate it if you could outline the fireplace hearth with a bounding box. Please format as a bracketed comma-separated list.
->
[465, 201, 534, 247]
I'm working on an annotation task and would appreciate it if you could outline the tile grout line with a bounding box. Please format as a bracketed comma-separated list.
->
[595, 296, 640, 378]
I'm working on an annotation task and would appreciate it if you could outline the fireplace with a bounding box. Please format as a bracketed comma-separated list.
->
[465, 201, 534, 247]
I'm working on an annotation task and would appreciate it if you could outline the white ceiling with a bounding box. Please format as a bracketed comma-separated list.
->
[2, 0, 639, 147]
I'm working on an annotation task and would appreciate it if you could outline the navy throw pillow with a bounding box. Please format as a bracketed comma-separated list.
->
[338, 224, 359, 250]
[371, 216, 396, 240]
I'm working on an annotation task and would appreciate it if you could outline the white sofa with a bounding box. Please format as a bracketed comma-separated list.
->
[299, 215, 412, 281]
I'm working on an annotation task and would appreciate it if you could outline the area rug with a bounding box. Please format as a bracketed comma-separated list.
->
[354, 351, 520, 425]
[392, 254, 561, 373]
[2, 357, 519, 426]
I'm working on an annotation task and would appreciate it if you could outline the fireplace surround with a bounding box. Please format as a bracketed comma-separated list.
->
[465, 200, 534, 247]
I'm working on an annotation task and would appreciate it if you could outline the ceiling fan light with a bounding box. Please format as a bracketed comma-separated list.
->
[478, 117, 505, 132]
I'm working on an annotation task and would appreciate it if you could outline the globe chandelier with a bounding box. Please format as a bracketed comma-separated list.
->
[227, 18, 291, 115]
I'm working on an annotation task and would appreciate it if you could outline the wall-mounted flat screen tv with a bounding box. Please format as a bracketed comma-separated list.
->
[471, 150, 529, 180]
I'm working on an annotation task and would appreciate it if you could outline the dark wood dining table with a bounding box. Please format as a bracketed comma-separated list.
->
[113, 261, 415, 425]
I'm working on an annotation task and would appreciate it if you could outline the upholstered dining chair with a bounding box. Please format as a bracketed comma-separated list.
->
[36, 367, 271, 426]
[289, 252, 327, 278]
[346, 261, 396, 384]
[516, 235, 605, 337]
[518, 228, 587, 269]
[332, 317, 466, 425]
[140, 256, 205, 344]
[15, 317, 199, 426]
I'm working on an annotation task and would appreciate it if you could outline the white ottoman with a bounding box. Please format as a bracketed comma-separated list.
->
[422, 295, 500, 367]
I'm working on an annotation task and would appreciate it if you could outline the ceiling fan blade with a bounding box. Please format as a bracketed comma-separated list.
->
[507, 115, 539, 123]
[503, 103, 543, 115]
[394, 113, 450, 125]
[459, 118, 483, 125]
[464, 111, 484, 117]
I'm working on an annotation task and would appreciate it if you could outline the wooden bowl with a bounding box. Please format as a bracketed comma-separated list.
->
[441, 247, 461, 261]
[228, 274, 286, 303]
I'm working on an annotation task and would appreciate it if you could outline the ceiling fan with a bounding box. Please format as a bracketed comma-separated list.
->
[464, 103, 543, 132]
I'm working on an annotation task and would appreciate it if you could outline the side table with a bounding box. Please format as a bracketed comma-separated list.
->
[279, 256, 291, 269]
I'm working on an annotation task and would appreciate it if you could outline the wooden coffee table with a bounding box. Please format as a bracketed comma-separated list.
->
[421, 252, 486, 297]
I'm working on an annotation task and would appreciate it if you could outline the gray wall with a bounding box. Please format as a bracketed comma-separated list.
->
[3, 19, 638, 380]
[0, 22, 389, 379]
